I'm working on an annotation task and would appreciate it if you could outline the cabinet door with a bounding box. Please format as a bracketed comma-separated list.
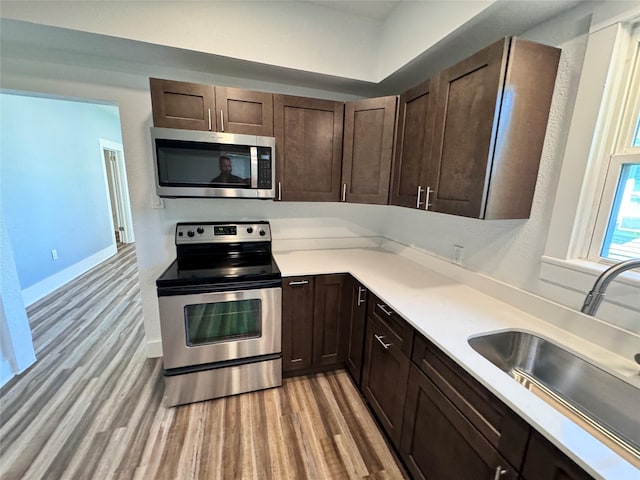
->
[401, 365, 518, 480]
[389, 78, 438, 208]
[341, 96, 397, 204]
[150, 78, 215, 131]
[345, 278, 368, 386]
[522, 431, 595, 480]
[411, 335, 530, 470]
[427, 38, 509, 218]
[361, 314, 412, 448]
[214, 87, 274, 136]
[312, 274, 349, 368]
[274, 95, 344, 201]
[282, 276, 315, 374]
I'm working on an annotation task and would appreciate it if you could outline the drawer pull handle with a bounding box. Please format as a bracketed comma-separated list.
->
[357, 286, 366, 306]
[377, 303, 393, 316]
[288, 280, 309, 286]
[375, 334, 391, 350]
[493, 466, 508, 480]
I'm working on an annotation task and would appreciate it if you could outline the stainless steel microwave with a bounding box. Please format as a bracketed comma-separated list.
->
[151, 127, 276, 199]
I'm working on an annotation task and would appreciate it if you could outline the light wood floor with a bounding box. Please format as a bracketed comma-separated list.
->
[0, 244, 406, 479]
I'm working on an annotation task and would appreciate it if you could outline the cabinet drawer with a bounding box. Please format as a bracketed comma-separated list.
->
[367, 294, 414, 356]
[412, 334, 530, 470]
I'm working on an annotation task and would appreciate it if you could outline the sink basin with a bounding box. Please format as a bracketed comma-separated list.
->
[468, 330, 640, 467]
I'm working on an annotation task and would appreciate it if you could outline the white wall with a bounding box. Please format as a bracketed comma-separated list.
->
[0, 1, 380, 82]
[377, 1, 493, 79]
[0, 220, 36, 388]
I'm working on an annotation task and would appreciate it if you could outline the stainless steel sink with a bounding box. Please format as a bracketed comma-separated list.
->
[468, 330, 640, 467]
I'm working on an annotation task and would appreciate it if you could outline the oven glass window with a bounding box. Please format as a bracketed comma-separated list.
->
[185, 299, 261, 346]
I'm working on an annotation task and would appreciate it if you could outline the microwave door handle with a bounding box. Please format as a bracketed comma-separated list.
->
[250, 147, 258, 188]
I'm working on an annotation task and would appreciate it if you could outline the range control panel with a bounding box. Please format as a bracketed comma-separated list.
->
[175, 221, 271, 244]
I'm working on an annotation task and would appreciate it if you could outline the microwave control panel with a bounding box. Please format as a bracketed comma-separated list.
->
[257, 147, 272, 189]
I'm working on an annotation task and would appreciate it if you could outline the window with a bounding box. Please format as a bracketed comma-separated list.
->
[588, 24, 640, 262]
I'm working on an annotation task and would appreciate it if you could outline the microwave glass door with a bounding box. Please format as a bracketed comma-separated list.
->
[156, 139, 252, 188]
[184, 298, 262, 346]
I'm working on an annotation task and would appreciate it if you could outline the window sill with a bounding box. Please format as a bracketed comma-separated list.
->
[541, 256, 640, 285]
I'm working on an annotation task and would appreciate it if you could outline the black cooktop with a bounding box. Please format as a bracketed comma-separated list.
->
[156, 221, 282, 294]
[156, 255, 281, 288]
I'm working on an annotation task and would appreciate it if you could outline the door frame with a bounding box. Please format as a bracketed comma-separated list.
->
[99, 139, 135, 244]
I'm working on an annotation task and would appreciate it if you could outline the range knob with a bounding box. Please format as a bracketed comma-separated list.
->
[259, 230, 266, 236]
[196, 227, 204, 234]
[187, 230, 195, 237]
[246, 227, 254, 234]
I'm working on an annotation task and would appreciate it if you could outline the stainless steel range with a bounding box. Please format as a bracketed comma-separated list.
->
[156, 221, 282, 406]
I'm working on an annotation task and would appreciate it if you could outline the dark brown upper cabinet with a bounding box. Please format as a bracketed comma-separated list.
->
[389, 77, 439, 209]
[214, 86, 273, 136]
[426, 37, 560, 219]
[149, 78, 273, 136]
[274, 95, 344, 202]
[150, 78, 214, 131]
[341, 96, 398, 204]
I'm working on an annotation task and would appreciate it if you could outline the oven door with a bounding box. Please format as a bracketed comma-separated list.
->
[158, 287, 281, 370]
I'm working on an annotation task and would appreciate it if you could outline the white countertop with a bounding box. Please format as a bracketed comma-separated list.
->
[273, 247, 639, 480]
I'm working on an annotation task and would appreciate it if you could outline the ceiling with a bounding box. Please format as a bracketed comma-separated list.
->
[307, 0, 401, 20]
[0, 1, 585, 97]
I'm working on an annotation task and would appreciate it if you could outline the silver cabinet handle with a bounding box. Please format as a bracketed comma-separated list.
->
[278, 181, 282, 201]
[425, 186, 432, 210]
[288, 280, 309, 286]
[377, 303, 393, 316]
[220, 110, 225, 132]
[342, 183, 347, 202]
[208, 108, 212, 131]
[416, 185, 424, 208]
[357, 286, 366, 306]
[375, 334, 391, 349]
[493, 466, 508, 480]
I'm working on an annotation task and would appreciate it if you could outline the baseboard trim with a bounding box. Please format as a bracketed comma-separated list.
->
[22, 244, 117, 306]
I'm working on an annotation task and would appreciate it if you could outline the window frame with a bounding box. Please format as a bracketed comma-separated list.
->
[586, 24, 640, 262]
[539, 7, 640, 325]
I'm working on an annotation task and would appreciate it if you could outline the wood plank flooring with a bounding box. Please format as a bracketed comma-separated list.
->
[0, 244, 406, 479]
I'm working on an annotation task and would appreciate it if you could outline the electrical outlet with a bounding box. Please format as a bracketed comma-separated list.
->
[51, 249, 58, 261]
[452, 245, 463, 266]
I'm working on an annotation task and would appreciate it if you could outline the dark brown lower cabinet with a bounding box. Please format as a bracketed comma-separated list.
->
[282, 276, 315, 374]
[400, 365, 517, 480]
[361, 314, 412, 448]
[282, 274, 350, 376]
[312, 274, 350, 367]
[345, 278, 368, 386]
[521, 431, 595, 480]
[284, 278, 596, 480]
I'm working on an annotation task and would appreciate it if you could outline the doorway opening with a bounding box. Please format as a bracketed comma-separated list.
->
[101, 139, 135, 245]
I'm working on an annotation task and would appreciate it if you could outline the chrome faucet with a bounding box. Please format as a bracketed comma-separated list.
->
[580, 257, 640, 316]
